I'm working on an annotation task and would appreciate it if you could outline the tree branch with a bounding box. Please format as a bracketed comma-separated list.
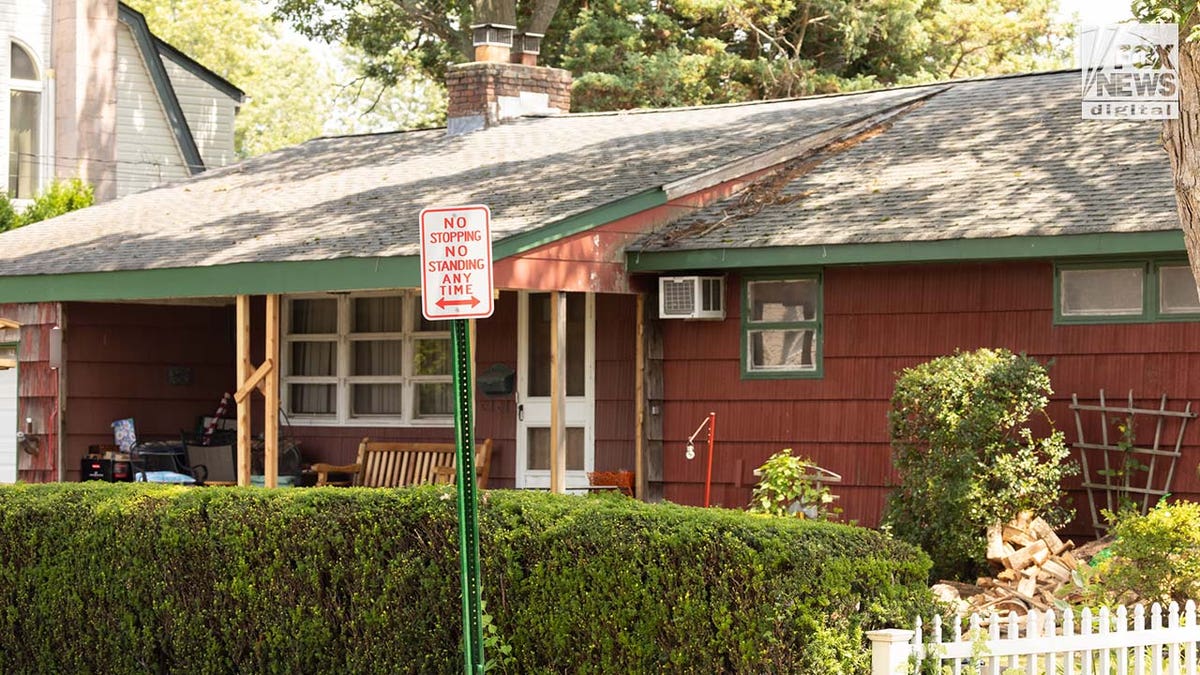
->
[526, 0, 560, 35]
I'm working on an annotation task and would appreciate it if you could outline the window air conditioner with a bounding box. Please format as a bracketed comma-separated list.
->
[658, 276, 725, 320]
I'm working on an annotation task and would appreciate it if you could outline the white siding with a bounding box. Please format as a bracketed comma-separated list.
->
[0, 363, 16, 484]
[1, 0, 53, 198]
[115, 22, 188, 197]
[161, 56, 237, 168]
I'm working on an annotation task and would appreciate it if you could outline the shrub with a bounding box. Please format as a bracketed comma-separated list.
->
[748, 448, 841, 520]
[1079, 500, 1200, 605]
[0, 484, 935, 674]
[0, 178, 94, 232]
[883, 348, 1076, 581]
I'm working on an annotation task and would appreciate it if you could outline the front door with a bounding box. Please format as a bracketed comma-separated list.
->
[0, 344, 17, 483]
[515, 292, 594, 489]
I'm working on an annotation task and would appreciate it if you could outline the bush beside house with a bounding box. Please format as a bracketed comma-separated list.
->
[1074, 500, 1200, 606]
[0, 484, 935, 673]
[883, 348, 1076, 581]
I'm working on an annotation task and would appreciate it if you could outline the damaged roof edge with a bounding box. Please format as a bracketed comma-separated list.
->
[661, 86, 949, 201]
[625, 230, 1188, 272]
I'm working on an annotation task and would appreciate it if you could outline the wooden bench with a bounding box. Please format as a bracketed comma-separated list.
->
[311, 438, 493, 488]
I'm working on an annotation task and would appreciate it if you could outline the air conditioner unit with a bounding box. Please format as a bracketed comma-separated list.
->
[659, 276, 725, 320]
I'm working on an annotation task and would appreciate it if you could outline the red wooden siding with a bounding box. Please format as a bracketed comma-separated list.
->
[493, 167, 776, 294]
[657, 262, 1200, 536]
[61, 302, 236, 481]
[593, 293, 637, 473]
[0, 302, 60, 483]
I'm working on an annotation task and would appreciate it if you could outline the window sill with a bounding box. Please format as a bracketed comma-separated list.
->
[741, 368, 823, 380]
[284, 416, 455, 428]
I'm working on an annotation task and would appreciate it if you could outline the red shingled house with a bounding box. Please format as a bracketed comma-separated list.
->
[0, 38, 1195, 533]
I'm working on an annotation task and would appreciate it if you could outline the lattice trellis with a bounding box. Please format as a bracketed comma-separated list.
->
[1071, 390, 1196, 538]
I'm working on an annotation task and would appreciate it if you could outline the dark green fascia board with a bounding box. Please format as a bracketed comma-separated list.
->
[117, 4, 205, 175]
[626, 230, 1188, 272]
[0, 189, 669, 303]
[0, 257, 422, 303]
[493, 188, 667, 259]
[153, 39, 245, 104]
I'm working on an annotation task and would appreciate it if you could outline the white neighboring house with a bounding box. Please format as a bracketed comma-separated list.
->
[2, 0, 243, 203]
[0, 0, 241, 483]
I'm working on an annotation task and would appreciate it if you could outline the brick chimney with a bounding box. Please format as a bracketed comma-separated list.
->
[446, 23, 571, 136]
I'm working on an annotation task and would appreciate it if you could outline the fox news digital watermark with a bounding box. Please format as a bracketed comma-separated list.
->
[1080, 23, 1178, 120]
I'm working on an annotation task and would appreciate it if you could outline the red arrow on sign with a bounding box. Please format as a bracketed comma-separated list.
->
[436, 296, 481, 310]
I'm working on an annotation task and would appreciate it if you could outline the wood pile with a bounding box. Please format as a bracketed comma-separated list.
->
[965, 511, 1080, 615]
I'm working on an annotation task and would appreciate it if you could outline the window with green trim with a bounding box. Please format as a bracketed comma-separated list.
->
[742, 275, 822, 378]
[1055, 261, 1200, 323]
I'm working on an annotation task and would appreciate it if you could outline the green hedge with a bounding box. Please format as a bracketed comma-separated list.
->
[0, 484, 934, 673]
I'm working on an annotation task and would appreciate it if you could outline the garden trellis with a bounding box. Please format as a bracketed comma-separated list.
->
[1070, 390, 1195, 537]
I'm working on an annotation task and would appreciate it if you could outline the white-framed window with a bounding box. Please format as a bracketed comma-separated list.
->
[1056, 261, 1200, 322]
[283, 291, 453, 426]
[9, 40, 42, 200]
[741, 274, 822, 378]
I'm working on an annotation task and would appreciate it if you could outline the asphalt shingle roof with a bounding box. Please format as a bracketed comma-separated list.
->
[0, 85, 930, 278]
[633, 71, 1178, 253]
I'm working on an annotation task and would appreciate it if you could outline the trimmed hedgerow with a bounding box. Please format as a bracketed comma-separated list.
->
[0, 484, 934, 673]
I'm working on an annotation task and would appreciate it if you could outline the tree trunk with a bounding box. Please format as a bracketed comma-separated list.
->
[474, 0, 516, 26]
[1168, 16, 1200, 284]
[526, 0, 561, 35]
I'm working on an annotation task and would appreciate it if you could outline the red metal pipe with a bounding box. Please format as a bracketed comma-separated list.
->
[703, 412, 716, 508]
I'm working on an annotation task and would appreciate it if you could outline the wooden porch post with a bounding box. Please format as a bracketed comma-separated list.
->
[235, 295, 252, 486]
[635, 294, 646, 501]
[232, 296, 281, 487]
[549, 291, 567, 494]
[263, 294, 280, 488]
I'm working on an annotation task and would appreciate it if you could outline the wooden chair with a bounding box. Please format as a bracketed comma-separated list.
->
[431, 439, 493, 489]
[311, 438, 492, 488]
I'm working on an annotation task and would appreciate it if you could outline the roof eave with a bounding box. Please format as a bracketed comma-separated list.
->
[0, 189, 671, 303]
[626, 230, 1189, 272]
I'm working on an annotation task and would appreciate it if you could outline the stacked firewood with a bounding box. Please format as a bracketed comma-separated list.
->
[967, 511, 1080, 615]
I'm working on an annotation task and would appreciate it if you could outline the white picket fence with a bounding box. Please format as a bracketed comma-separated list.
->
[868, 601, 1200, 675]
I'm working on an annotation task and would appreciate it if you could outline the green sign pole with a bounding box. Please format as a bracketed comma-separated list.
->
[451, 318, 485, 675]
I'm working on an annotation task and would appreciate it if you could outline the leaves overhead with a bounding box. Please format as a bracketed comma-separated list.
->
[125, 0, 333, 157]
[272, 0, 1070, 113]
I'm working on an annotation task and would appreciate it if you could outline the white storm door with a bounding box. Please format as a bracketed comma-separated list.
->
[0, 345, 17, 483]
[515, 292, 595, 489]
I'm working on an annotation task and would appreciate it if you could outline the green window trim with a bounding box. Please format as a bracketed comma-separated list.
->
[740, 271, 824, 379]
[1053, 259, 1200, 324]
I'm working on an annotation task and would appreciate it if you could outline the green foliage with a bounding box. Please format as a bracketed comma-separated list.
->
[18, 179, 95, 225]
[1096, 417, 1152, 516]
[1077, 500, 1200, 606]
[882, 348, 1076, 582]
[748, 448, 840, 520]
[0, 179, 94, 232]
[273, 0, 1069, 115]
[126, 0, 334, 156]
[1133, 1, 1200, 43]
[0, 483, 935, 674]
[0, 193, 17, 233]
[480, 601, 515, 674]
